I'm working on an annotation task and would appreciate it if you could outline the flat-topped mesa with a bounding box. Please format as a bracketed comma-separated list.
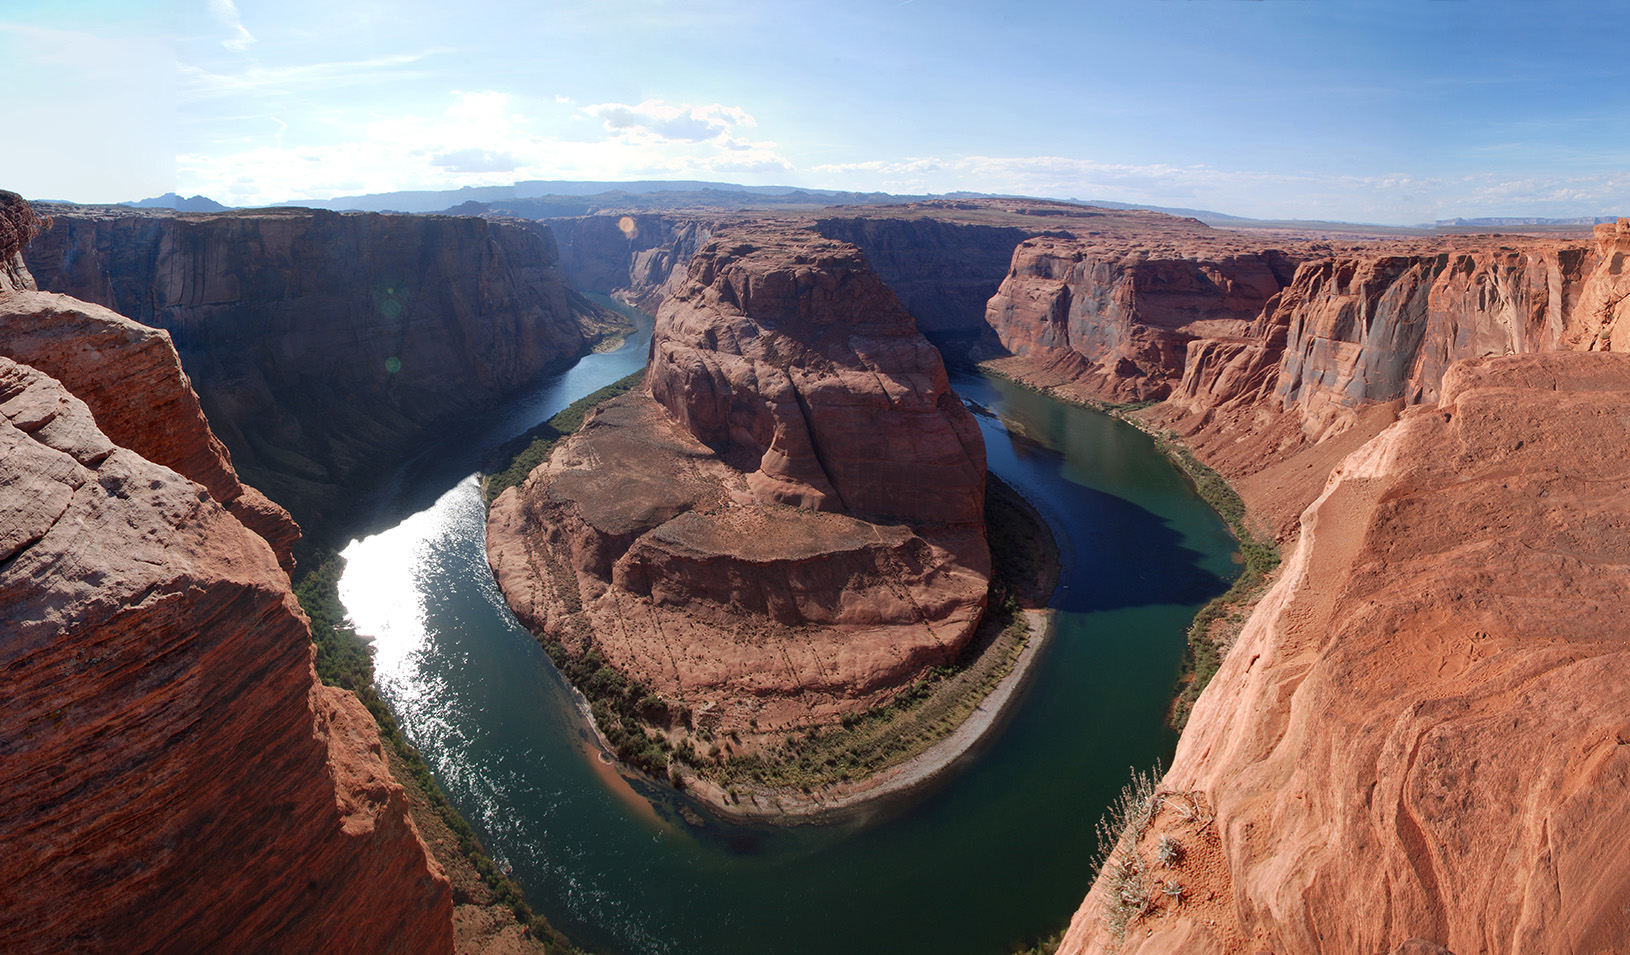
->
[486, 227, 990, 747]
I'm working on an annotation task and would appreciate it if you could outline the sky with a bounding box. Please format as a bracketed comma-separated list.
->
[3, 0, 1629, 224]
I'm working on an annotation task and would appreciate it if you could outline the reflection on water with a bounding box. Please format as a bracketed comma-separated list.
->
[335, 309, 1238, 955]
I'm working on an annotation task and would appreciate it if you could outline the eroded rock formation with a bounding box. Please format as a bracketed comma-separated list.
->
[984, 232, 1303, 402]
[25, 205, 619, 532]
[487, 227, 989, 738]
[0, 228, 452, 951]
[0, 290, 300, 570]
[1060, 352, 1630, 954]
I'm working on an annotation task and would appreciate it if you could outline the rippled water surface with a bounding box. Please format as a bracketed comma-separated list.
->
[337, 304, 1238, 954]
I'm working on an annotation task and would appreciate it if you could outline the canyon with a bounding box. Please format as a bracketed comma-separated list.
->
[25, 203, 622, 536]
[8, 171, 1630, 953]
[484, 226, 994, 807]
[0, 191, 454, 954]
[974, 219, 1630, 951]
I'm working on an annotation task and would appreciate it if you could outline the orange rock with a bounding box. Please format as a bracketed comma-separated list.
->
[0, 349, 452, 953]
[984, 233, 1302, 401]
[1060, 352, 1630, 955]
[0, 289, 300, 571]
[487, 226, 989, 736]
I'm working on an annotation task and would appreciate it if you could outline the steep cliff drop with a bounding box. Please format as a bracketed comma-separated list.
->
[1060, 352, 1630, 954]
[0, 191, 454, 953]
[486, 226, 991, 811]
[25, 205, 623, 533]
[1013, 219, 1630, 952]
[982, 229, 1303, 403]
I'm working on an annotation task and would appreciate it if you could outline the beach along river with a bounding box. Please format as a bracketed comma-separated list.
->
[336, 301, 1239, 954]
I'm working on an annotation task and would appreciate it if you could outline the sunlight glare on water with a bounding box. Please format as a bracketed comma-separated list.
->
[338, 475, 483, 703]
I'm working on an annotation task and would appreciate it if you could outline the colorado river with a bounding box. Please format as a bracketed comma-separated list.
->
[336, 301, 1238, 954]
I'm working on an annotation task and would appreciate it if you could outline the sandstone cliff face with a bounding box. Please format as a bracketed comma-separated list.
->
[548, 204, 1045, 340]
[0, 290, 299, 570]
[811, 214, 1031, 337]
[545, 212, 718, 312]
[0, 301, 452, 951]
[1144, 233, 1615, 535]
[487, 227, 989, 737]
[1060, 352, 1630, 955]
[1, 190, 40, 293]
[985, 234, 1302, 401]
[26, 206, 615, 532]
[647, 229, 988, 535]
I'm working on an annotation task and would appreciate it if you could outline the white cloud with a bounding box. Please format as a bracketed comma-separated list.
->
[431, 149, 518, 173]
[207, 0, 256, 52]
[177, 91, 791, 206]
[583, 99, 756, 144]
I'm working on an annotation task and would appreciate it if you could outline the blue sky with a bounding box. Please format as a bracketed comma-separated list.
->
[3, 0, 1628, 223]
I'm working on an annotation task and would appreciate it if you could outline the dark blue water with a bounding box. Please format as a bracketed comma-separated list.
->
[337, 305, 1237, 954]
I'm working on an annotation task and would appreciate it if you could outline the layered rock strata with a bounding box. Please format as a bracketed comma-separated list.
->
[25, 206, 617, 532]
[1060, 352, 1630, 954]
[1151, 232, 1614, 535]
[984, 233, 1303, 402]
[0, 275, 452, 950]
[487, 228, 989, 737]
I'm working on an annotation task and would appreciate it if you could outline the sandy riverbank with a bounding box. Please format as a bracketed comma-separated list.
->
[677, 606, 1056, 824]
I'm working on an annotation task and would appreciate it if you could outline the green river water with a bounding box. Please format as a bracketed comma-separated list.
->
[335, 302, 1238, 954]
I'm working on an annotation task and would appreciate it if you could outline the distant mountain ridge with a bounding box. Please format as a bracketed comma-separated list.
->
[125, 192, 229, 212]
[113, 181, 1619, 233]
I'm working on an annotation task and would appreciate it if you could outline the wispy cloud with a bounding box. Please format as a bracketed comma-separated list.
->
[178, 51, 442, 99]
[207, 0, 255, 52]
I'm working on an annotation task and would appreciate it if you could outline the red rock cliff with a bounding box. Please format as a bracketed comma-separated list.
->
[25, 206, 617, 531]
[985, 231, 1303, 401]
[1059, 352, 1630, 954]
[0, 279, 452, 951]
[487, 227, 989, 741]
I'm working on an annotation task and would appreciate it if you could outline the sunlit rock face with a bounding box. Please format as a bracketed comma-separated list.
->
[984, 233, 1303, 402]
[25, 205, 616, 531]
[1059, 352, 1630, 955]
[487, 226, 990, 737]
[0, 205, 453, 953]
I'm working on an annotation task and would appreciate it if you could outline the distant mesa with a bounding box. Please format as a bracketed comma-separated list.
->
[123, 192, 231, 212]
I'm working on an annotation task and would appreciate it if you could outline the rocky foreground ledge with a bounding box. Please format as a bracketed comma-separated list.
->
[0, 191, 453, 953]
[487, 226, 999, 809]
